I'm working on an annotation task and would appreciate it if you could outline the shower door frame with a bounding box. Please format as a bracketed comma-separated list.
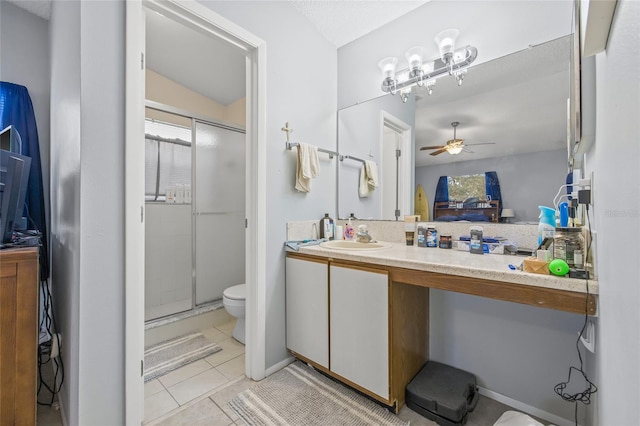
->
[145, 102, 247, 314]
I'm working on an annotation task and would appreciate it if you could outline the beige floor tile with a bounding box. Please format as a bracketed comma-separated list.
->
[145, 379, 165, 398]
[201, 327, 228, 344]
[216, 355, 245, 380]
[216, 319, 236, 337]
[155, 398, 234, 426]
[167, 368, 230, 406]
[158, 359, 212, 388]
[144, 390, 179, 423]
[208, 377, 254, 422]
[205, 338, 245, 367]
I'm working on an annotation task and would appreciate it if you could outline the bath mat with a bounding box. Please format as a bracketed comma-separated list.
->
[144, 332, 222, 382]
[229, 361, 408, 426]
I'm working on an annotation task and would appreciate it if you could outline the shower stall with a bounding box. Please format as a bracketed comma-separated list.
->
[144, 106, 246, 322]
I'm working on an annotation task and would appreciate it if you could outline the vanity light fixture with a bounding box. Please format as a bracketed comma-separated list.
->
[378, 28, 477, 103]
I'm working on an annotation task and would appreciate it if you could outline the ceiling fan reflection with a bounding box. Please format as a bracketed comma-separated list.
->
[420, 121, 495, 156]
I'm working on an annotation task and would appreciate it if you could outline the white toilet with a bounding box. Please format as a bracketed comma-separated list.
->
[223, 284, 246, 344]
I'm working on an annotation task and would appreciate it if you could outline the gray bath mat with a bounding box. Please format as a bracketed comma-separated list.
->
[144, 332, 222, 382]
[229, 361, 408, 426]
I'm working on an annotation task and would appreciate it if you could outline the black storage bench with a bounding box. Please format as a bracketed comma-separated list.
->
[405, 361, 479, 426]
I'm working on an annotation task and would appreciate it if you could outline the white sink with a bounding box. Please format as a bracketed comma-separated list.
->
[320, 240, 391, 250]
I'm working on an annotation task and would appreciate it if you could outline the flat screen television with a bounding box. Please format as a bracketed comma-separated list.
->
[0, 149, 31, 244]
[0, 125, 22, 154]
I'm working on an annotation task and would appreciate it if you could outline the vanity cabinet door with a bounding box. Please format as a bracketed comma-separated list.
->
[285, 256, 329, 368]
[330, 264, 389, 400]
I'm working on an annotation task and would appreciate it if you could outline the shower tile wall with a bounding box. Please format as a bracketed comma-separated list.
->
[145, 203, 193, 321]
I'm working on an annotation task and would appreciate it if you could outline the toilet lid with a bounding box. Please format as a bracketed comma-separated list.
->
[224, 284, 246, 300]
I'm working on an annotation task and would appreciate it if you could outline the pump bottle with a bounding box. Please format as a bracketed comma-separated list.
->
[538, 206, 556, 246]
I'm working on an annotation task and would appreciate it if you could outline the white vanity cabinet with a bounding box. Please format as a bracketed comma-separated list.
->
[285, 256, 329, 368]
[330, 263, 389, 400]
[285, 252, 429, 411]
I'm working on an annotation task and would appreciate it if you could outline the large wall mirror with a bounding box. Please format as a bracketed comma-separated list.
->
[338, 35, 573, 223]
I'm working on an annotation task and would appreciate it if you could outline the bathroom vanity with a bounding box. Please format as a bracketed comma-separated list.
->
[285, 243, 597, 412]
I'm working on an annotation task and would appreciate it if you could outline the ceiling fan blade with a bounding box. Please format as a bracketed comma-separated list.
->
[464, 142, 495, 146]
[430, 148, 448, 156]
[420, 145, 445, 151]
[462, 147, 475, 153]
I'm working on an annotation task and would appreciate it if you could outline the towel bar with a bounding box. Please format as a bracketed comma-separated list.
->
[339, 154, 367, 164]
[286, 142, 338, 159]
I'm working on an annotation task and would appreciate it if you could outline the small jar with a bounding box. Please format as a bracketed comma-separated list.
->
[439, 235, 452, 249]
[553, 227, 585, 268]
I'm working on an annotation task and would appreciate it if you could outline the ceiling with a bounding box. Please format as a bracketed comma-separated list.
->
[289, 0, 429, 47]
[413, 35, 571, 167]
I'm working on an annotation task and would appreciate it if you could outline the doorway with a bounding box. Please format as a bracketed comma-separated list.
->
[125, 1, 267, 424]
[380, 112, 412, 220]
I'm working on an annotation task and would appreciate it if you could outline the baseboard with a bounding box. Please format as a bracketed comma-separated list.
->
[478, 387, 575, 426]
[265, 356, 295, 377]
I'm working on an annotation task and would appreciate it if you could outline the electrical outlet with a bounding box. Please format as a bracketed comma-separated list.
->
[580, 319, 596, 353]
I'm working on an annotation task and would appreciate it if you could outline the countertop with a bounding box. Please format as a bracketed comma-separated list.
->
[294, 242, 598, 295]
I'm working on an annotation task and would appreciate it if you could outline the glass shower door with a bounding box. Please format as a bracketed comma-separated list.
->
[193, 121, 246, 305]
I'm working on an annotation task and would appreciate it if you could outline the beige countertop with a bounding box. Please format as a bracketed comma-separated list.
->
[295, 241, 598, 295]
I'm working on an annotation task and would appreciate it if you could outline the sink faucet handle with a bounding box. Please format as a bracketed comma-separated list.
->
[358, 224, 368, 233]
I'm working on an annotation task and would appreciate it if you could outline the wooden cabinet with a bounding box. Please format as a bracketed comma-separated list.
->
[330, 264, 389, 400]
[0, 247, 39, 426]
[285, 256, 329, 368]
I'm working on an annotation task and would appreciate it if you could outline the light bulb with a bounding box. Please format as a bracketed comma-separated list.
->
[378, 57, 398, 80]
[434, 29, 459, 62]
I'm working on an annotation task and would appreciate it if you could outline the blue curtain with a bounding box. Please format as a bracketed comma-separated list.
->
[433, 176, 449, 212]
[0, 81, 49, 280]
[484, 171, 502, 216]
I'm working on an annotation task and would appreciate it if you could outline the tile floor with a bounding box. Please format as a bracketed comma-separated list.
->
[144, 319, 247, 425]
[37, 318, 545, 426]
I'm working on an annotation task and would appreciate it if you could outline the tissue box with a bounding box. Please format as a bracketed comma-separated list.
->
[523, 257, 550, 275]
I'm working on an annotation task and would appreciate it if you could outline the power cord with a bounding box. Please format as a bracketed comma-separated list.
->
[37, 275, 65, 407]
[554, 205, 597, 426]
[22, 209, 65, 407]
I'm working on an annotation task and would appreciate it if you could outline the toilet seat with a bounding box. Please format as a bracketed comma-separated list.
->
[223, 284, 246, 301]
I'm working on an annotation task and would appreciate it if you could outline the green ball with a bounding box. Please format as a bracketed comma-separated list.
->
[549, 259, 570, 276]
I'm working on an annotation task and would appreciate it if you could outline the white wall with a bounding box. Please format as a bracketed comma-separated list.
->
[201, 1, 338, 369]
[50, 0, 125, 423]
[589, 1, 640, 423]
[338, 1, 584, 422]
[416, 149, 568, 222]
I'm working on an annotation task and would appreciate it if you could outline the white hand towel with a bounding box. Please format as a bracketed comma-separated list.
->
[295, 143, 320, 192]
[364, 160, 379, 189]
[358, 165, 371, 197]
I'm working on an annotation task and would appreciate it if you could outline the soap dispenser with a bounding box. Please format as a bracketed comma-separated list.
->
[344, 218, 355, 240]
[320, 213, 334, 240]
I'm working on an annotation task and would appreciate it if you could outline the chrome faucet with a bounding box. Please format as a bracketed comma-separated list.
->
[356, 225, 373, 243]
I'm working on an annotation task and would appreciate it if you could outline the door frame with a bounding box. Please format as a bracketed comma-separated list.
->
[125, 1, 267, 423]
[380, 111, 412, 219]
